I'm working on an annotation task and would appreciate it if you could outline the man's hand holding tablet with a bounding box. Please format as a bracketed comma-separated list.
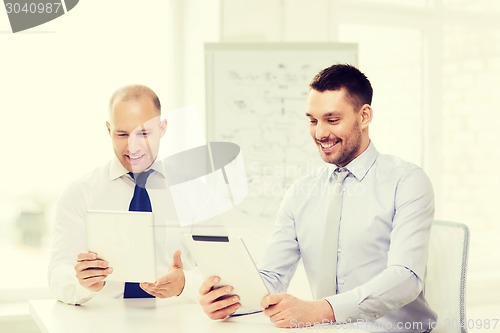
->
[83, 210, 187, 298]
[183, 235, 269, 316]
[74, 251, 113, 292]
[199, 276, 241, 319]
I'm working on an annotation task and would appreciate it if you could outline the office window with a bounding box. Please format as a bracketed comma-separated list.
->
[0, 35, 110, 293]
[442, 25, 500, 275]
[0, 0, 171, 300]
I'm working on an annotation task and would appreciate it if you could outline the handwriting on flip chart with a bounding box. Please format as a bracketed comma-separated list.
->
[205, 44, 358, 224]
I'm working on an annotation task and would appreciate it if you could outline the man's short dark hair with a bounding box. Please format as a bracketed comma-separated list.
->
[309, 64, 373, 110]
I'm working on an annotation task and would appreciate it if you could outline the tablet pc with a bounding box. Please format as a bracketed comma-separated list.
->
[85, 210, 157, 283]
[182, 234, 269, 313]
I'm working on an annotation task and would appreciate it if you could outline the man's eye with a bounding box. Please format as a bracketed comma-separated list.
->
[309, 119, 317, 125]
[328, 119, 339, 124]
[117, 133, 128, 137]
[139, 132, 150, 137]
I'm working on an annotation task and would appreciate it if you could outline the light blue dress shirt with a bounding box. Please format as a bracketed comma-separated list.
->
[259, 142, 437, 332]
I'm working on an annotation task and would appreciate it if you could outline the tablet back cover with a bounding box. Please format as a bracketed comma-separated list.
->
[183, 234, 269, 311]
[85, 210, 157, 282]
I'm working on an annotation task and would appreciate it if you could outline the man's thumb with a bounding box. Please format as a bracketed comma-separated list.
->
[171, 250, 183, 269]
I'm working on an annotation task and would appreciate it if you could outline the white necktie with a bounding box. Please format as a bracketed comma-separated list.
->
[316, 167, 349, 299]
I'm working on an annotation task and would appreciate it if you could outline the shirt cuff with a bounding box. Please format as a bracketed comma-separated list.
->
[70, 276, 99, 304]
[178, 267, 203, 301]
[325, 291, 361, 323]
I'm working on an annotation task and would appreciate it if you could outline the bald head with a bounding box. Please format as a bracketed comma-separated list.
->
[108, 84, 161, 117]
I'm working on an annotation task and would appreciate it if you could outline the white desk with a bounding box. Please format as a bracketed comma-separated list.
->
[29, 298, 368, 333]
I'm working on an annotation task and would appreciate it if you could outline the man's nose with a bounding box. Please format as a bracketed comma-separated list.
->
[128, 136, 141, 153]
[315, 122, 329, 140]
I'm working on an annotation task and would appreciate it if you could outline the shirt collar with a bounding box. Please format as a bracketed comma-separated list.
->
[108, 156, 167, 181]
[327, 141, 378, 181]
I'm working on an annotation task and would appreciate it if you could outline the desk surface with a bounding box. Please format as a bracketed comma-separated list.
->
[29, 298, 368, 333]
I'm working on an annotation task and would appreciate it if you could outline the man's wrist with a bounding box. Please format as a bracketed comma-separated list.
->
[320, 299, 336, 322]
[176, 270, 186, 296]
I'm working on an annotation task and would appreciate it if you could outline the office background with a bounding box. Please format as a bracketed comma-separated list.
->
[1, 0, 499, 332]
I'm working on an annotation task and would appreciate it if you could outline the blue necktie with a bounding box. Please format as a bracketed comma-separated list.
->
[123, 170, 156, 298]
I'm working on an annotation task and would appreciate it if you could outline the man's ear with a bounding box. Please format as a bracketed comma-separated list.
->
[106, 121, 111, 136]
[160, 119, 167, 137]
[359, 104, 373, 130]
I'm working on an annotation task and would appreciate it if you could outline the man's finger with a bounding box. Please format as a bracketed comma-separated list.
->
[199, 276, 220, 295]
[77, 252, 97, 261]
[82, 276, 106, 288]
[208, 302, 241, 320]
[201, 292, 240, 315]
[75, 260, 109, 273]
[274, 318, 291, 328]
[141, 284, 176, 299]
[261, 293, 283, 309]
[170, 250, 183, 269]
[79, 268, 112, 279]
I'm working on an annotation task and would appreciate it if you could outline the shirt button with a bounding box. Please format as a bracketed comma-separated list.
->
[338, 279, 345, 285]
[337, 248, 342, 253]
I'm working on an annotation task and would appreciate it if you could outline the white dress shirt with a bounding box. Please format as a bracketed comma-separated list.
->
[259, 142, 437, 332]
[48, 157, 201, 305]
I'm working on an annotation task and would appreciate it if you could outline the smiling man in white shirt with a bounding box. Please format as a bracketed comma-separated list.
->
[198, 64, 437, 332]
[48, 85, 199, 304]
